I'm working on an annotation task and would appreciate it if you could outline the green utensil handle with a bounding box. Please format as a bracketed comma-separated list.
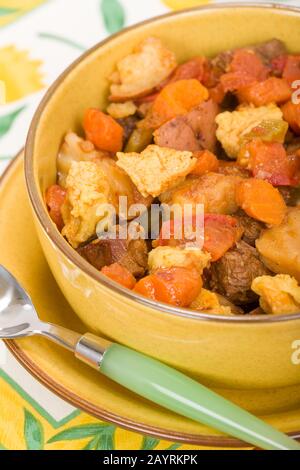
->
[100, 344, 300, 451]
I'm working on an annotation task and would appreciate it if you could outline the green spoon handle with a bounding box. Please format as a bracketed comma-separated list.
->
[100, 344, 300, 451]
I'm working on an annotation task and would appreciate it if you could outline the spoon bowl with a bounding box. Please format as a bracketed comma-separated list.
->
[0, 266, 40, 339]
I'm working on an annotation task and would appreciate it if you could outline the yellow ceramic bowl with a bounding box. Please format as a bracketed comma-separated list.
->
[25, 3, 300, 393]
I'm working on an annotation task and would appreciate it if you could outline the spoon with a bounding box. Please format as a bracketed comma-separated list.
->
[0, 265, 299, 451]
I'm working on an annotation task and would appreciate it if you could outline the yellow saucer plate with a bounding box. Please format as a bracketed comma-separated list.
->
[1, 153, 299, 448]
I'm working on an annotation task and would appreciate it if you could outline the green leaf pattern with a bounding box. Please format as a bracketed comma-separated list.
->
[24, 409, 44, 450]
[101, 0, 125, 34]
[0, 106, 26, 139]
[48, 424, 112, 443]
[48, 424, 116, 450]
[0, 8, 18, 17]
[141, 436, 160, 450]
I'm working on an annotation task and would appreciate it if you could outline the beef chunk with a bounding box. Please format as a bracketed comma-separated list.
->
[78, 239, 112, 270]
[154, 118, 198, 152]
[211, 51, 233, 74]
[208, 241, 271, 305]
[211, 39, 287, 75]
[278, 186, 300, 207]
[119, 239, 149, 277]
[286, 136, 300, 155]
[253, 39, 287, 65]
[154, 99, 218, 152]
[235, 210, 265, 246]
[78, 237, 149, 277]
[117, 115, 139, 144]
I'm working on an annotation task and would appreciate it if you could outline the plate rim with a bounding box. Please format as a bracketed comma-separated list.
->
[2, 154, 300, 448]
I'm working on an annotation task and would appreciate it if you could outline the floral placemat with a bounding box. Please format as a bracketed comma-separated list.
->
[0, 0, 299, 451]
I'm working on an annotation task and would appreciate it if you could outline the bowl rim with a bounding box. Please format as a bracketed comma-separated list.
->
[25, 1, 300, 324]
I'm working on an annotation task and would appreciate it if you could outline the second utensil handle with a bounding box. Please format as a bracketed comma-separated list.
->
[99, 344, 300, 451]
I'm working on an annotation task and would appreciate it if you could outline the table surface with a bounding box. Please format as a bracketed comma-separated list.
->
[0, 0, 299, 451]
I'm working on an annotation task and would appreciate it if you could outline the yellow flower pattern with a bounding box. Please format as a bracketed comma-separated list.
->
[0, 46, 43, 103]
[0, 80, 5, 104]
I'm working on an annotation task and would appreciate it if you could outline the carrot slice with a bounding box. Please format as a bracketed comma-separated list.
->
[244, 140, 296, 186]
[281, 101, 300, 135]
[136, 57, 208, 104]
[83, 108, 124, 153]
[101, 263, 136, 289]
[236, 178, 287, 226]
[203, 214, 240, 262]
[134, 267, 202, 307]
[221, 49, 268, 92]
[190, 150, 219, 176]
[238, 77, 291, 106]
[149, 79, 209, 127]
[45, 184, 66, 231]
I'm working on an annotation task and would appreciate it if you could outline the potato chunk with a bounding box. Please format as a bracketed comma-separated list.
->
[216, 104, 284, 159]
[57, 132, 107, 187]
[148, 246, 211, 273]
[61, 161, 112, 248]
[256, 207, 300, 282]
[190, 289, 233, 315]
[160, 173, 241, 215]
[117, 145, 196, 198]
[57, 132, 152, 213]
[109, 37, 177, 101]
[252, 274, 300, 315]
[107, 101, 137, 119]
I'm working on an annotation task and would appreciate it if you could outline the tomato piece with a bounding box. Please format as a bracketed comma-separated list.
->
[171, 57, 207, 83]
[241, 140, 300, 187]
[283, 55, 300, 85]
[242, 140, 295, 186]
[134, 267, 202, 307]
[203, 214, 240, 262]
[158, 219, 179, 247]
[231, 50, 269, 79]
[221, 49, 269, 92]
[45, 184, 66, 231]
[83, 108, 124, 153]
[158, 216, 204, 249]
[209, 83, 225, 104]
[158, 219, 192, 248]
[101, 263, 136, 289]
[158, 213, 240, 261]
